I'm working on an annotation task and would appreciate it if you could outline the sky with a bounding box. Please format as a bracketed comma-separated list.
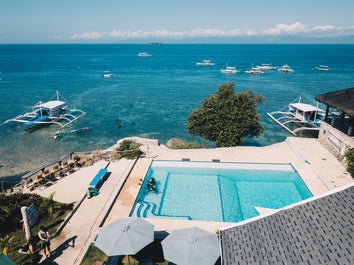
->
[1, 0, 354, 44]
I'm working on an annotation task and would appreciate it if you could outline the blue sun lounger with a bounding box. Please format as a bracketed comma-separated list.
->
[87, 168, 107, 198]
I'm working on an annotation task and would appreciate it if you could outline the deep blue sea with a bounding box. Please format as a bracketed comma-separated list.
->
[1, 44, 354, 183]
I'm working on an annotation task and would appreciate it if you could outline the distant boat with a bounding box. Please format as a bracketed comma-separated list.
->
[196, 59, 215, 66]
[138, 52, 152, 57]
[103, 73, 113, 78]
[220, 64, 237, 74]
[278, 64, 294, 73]
[245, 65, 264, 75]
[254, 63, 277, 70]
[314, 65, 331, 71]
[103, 71, 113, 78]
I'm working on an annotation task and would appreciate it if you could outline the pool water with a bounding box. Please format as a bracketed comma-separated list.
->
[130, 161, 312, 222]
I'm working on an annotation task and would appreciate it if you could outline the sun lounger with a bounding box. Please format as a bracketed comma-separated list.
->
[87, 168, 108, 198]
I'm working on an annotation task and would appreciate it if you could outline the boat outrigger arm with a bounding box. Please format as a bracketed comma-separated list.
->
[2, 91, 86, 133]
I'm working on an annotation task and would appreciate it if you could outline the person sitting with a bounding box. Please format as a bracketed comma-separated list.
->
[38, 226, 51, 258]
[147, 177, 157, 192]
[28, 236, 41, 264]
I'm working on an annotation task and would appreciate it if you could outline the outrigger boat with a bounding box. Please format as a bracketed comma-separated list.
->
[3, 91, 86, 135]
[267, 97, 326, 136]
[54, 126, 91, 140]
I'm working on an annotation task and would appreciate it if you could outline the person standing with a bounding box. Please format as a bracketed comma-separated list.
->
[38, 226, 51, 257]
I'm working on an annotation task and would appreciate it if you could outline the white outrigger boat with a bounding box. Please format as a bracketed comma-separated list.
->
[3, 91, 86, 135]
[267, 97, 326, 136]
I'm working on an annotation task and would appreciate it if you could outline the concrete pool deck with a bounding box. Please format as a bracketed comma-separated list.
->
[31, 136, 353, 264]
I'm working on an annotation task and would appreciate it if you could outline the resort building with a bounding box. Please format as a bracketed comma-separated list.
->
[317, 87, 354, 158]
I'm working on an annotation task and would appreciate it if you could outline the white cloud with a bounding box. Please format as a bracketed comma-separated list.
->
[262, 22, 306, 36]
[71, 31, 105, 40]
[69, 23, 354, 41]
[262, 22, 354, 36]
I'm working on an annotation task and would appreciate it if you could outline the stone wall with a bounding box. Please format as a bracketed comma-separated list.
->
[318, 121, 354, 161]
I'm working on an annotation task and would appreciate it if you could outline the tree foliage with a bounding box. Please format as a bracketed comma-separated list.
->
[186, 82, 264, 147]
[0, 192, 72, 234]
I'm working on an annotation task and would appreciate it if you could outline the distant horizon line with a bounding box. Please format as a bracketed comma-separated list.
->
[1, 43, 354, 45]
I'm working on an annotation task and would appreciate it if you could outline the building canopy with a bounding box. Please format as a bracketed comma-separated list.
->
[316, 87, 354, 117]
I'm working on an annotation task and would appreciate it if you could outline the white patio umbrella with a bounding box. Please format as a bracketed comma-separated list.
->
[95, 217, 154, 256]
[161, 227, 220, 265]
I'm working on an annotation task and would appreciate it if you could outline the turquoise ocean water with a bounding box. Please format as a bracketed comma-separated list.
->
[1, 44, 354, 184]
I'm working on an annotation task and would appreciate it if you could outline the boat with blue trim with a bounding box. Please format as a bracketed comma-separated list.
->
[3, 91, 86, 132]
[267, 97, 327, 136]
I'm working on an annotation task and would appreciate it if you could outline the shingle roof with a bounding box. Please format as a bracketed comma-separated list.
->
[316, 87, 354, 117]
[219, 184, 354, 265]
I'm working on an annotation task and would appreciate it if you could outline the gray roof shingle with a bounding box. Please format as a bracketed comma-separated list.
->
[220, 184, 354, 265]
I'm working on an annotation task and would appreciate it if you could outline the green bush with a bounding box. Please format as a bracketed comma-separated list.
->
[168, 139, 206, 149]
[345, 148, 354, 178]
[0, 192, 73, 264]
[116, 140, 143, 159]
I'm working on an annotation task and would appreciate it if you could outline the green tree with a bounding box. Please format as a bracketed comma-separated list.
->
[187, 82, 264, 147]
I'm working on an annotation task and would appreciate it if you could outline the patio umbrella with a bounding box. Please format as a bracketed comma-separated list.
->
[95, 217, 154, 256]
[161, 227, 220, 265]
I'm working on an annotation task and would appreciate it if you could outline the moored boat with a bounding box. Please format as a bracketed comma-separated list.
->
[220, 64, 237, 74]
[278, 64, 294, 73]
[314, 65, 331, 71]
[138, 52, 152, 57]
[267, 97, 326, 136]
[245, 66, 264, 75]
[254, 63, 277, 70]
[3, 91, 86, 133]
[103, 71, 113, 78]
[196, 59, 215, 66]
[70, 127, 91, 134]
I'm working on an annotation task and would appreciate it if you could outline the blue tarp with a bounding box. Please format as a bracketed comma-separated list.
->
[89, 168, 107, 188]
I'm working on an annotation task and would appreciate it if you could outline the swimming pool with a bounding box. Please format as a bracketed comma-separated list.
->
[130, 161, 312, 222]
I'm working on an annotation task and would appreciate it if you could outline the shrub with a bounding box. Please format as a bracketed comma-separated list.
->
[345, 148, 354, 178]
[167, 138, 206, 149]
[116, 140, 143, 159]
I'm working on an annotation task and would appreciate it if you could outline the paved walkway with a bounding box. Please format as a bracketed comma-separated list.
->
[33, 159, 136, 265]
[30, 137, 353, 264]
